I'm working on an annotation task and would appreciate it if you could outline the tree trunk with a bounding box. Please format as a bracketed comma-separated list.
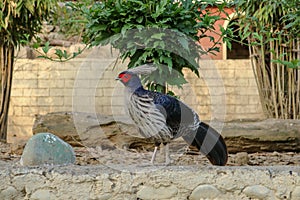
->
[0, 44, 14, 142]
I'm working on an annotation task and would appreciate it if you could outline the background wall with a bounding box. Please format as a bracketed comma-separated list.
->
[8, 46, 264, 143]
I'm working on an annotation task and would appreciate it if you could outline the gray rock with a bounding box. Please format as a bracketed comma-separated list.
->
[33, 112, 141, 148]
[223, 119, 300, 153]
[137, 185, 178, 199]
[190, 184, 221, 200]
[31, 189, 57, 200]
[0, 186, 18, 199]
[243, 185, 271, 199]
[292, 186, 300, 200]
[98, 194, 112, 200]
[234, 152, 249, 165]
[20, 133, 75, 166]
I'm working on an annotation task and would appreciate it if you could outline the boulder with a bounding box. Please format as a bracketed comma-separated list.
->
[20, 133, 75, 166]
[33, 112, 155, 151]
[222, 119, 300, 153]
[32, 112, 300, 153]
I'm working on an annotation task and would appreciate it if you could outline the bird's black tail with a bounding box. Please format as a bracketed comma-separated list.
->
[183, 122, 228, 166]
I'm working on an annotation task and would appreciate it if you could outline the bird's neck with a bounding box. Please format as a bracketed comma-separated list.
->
[123, 74, 147, 93]
[126, 85, 144, 94]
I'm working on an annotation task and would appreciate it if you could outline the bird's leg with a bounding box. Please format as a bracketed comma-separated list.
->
[150, 144, 160, 165]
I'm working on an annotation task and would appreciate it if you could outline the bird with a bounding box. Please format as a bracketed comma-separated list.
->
[116, 65, 228, 166]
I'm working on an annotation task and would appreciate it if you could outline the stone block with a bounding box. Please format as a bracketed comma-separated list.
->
[10, 116, 34, 126]
[12, 79, 38, 89]
[292, 186, 300, 200]
[137, 185, 178, 200]
[50, 88, 73, 97]
[37, 97, 64, 106]
[30, 189, 57, 200]
[95, 97, 112, 107]
[22, 106, 42, 115]
[22, 70, 38, 79]
[73, 88, 96, 96]
[23, 88, 49, 97]
[65, 80, 75, 88]
[63, 97, 73, 106]
[190, 184, 221, 200]
[37, 70, 50, 79]
[51, 70, 76, 80]
[0, 186, 18, 200]
[219, 69, 235, 78]
[8, 106, 22, 116]
[10, 89, 23, 97]
[243, 185, 271, 200]
[38, 80, 65, 88]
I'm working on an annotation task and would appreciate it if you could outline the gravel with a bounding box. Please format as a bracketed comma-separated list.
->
[1, 141, 299, 167]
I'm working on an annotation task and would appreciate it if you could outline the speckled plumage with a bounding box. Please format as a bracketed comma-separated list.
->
[126, 86, 199, 144]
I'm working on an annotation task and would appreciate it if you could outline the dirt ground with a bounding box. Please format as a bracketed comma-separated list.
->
[1, 141, 299, 167]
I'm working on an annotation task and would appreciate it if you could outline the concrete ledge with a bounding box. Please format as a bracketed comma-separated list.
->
[0, 162, 299, 200]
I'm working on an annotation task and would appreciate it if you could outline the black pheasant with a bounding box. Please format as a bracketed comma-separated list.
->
[116, 66, 228, 166]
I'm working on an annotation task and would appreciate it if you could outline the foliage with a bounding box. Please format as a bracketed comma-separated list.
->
[0, 0, 58, 141]
[234, 0, 300, 119]
[36, 41, 85, 62]
[31, 1, 94, 62]
[0, 0, 57, 46]
[74, 0, 232, 92]
[50, 0, 93, 39]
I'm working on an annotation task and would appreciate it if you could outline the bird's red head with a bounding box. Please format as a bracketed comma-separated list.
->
[117, 71, 132, 84]
[116, 71, 142, 89]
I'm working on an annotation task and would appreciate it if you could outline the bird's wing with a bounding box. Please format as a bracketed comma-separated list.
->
[128, 93, 172, 139]
[153, 93, 200, 138]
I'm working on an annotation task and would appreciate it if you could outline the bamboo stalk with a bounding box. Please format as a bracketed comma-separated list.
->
[0, 44, 14, 141]
[250, 43, 270, 117]
[0, 45, 7, 140]
[281, 43, 287, 118]
[291, 39, 295, 119]
[270, 39, 278, 118]
[259, 47, 272, 116]
[292, 71, 296, 119]
[0, 45, 5, 115]
[276, 40, 284, 117]
[288, 65, 292, 119]
[4, 47, 13, 133]
[297, 39, 300, 119]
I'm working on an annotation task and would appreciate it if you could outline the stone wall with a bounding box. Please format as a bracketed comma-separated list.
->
[0, 163, 299, 200]
[8, 46, 264, 142]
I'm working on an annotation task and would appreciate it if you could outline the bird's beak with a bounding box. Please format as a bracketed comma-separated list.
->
[115, 77, 120, 81]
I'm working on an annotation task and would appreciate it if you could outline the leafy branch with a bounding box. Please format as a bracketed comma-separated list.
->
[33, 41, 87, 62]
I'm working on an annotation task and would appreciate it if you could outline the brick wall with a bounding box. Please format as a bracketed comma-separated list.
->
[8, 46, 264, 142]
[181, 59, 264, 121]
